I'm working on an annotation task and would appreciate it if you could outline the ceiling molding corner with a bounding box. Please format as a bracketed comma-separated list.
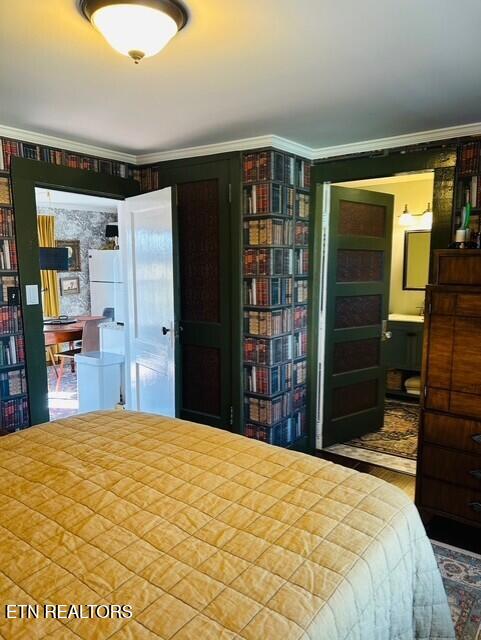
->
[0, 124, 137, 165]
[2, 120, 481, 171]
[312, 121, 481, 160]
[136, 134, 314, 165]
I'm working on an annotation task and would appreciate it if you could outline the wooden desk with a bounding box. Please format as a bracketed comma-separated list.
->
[44, 316, 103, 374]
[44, 316, 104, 347]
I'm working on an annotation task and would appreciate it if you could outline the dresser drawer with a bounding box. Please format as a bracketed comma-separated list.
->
[421, 444, 481, 490]
[423, 412, 481, 454]
[420, 477, 481, 525]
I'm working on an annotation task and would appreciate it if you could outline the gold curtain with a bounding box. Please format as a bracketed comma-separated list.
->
[37, 215, 60, 317]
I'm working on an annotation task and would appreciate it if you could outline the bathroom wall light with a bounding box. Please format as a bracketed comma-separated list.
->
[80, 0, 187, 63]
[399, 204, 414, 227]
[421, 202, 433, 229]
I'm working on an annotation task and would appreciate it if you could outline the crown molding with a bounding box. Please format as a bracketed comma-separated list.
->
[312, 121, 481, 159]
[0, 124, 137, 164]
[2, 120, 481, 168]
[137, 134, 314, 164]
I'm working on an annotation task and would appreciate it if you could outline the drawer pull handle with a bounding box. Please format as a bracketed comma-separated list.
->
[472, 434, 481, 445]
[469, 502, 481, 513]
[469, 469, 481, 480]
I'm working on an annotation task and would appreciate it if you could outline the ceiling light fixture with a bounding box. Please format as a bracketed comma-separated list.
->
[79, 0, 187, 64]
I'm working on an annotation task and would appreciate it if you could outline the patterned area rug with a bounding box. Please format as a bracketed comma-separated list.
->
[346, 399, 419, 460]
[432, 541, 481, 639]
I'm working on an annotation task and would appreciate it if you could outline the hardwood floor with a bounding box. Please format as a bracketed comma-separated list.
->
[318, 449, 415, 499]
[360, 463, 415, 500]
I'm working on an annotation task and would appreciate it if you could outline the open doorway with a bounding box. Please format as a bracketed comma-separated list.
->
[320, 171, 434, 474]
[35, 188, 122, 421]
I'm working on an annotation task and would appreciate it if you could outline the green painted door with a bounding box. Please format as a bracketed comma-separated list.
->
[322, 186, 394, 447]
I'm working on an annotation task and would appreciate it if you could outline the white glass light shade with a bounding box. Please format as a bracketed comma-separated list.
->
[421, 203, 433, 229]
[399, 205, 413, 227]
[91, 4, 178, 61]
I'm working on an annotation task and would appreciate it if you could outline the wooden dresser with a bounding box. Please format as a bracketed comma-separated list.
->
[416, 250, 481, 528]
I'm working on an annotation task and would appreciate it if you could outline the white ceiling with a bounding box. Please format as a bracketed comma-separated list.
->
[1, 0, 481, 155]
[35, 188, 119, 211]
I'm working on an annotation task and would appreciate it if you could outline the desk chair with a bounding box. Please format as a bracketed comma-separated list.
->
[56, 318, 104, 392]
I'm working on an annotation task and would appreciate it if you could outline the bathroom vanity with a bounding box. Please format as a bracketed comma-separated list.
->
[385, 314, 424, 398]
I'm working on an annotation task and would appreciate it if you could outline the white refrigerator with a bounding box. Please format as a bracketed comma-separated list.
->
[88, 249, 124, 323]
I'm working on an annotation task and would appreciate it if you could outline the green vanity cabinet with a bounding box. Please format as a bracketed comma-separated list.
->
[385, 319, 424, 373]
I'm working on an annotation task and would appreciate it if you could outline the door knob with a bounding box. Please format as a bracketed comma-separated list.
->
[381, 320, 392, 341]
[162, 327, 170, 336]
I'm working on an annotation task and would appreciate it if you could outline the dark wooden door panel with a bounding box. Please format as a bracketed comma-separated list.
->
[323, 187, 394, 447]
[178, 180, 220, 323]
[174, 168, 232, 429]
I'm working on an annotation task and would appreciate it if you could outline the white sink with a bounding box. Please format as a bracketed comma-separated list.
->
[388, 313, 424, 323]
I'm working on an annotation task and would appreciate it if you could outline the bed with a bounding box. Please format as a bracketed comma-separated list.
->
[0, 411, 454, 639]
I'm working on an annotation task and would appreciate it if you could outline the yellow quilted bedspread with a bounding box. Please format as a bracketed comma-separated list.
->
[0, 411, 454, 639]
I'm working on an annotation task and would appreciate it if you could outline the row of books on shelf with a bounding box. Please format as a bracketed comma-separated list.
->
[0, 138, 132, 178]
[243, 183, 283, 215]
[294, 306, 308, 330]
[293, 360, 307, 386]
[0, 335, 25, 366]
[295, 248, 308, 275]
[0, 276, 17, 304]
[244, 248, 292, 276]
[244, 362, 307, 396]
[243, 151, 285, 183]
[287, 187, 295, 216]
[140, 167, 160, 192]
[244, 363, 292, 395]
[295, 279, 308, 304]
[0, 306, 22, 335]
[244, 335, 292, 365]
[1, 395, 28, 431]
[245, 392, 291, 426]
[0, 368, 26, 398]
[244, 308, 292, 336]
[244, 307, 307, 337]
[297, 193, 310, 219]
[295, 221, 309, 245]
[294, 330, 308, 358]
[243, 184, 310, 217]
[0, 239, 17, 271]
[0, 177, 11, 206]
[292, 385, 307, 410]
[455, 175, 481, 210]
[244, 410, 306, 446]
[0, 207, 14, 237]
[243, 277, 292, 306]
[244, 218, 292, 246]
[243, 248, 308, 277]
[242, 151, 311, 189]
[458, 142, 481, 177]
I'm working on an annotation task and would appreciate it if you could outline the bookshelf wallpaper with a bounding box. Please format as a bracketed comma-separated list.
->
[0, 131, 477, 440]
[453, 140, 481, 245]
[0, 137, 138, 434]
[242, 150, 311, 448]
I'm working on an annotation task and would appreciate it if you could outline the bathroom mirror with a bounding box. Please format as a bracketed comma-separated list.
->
[403, 230, 431, 290]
